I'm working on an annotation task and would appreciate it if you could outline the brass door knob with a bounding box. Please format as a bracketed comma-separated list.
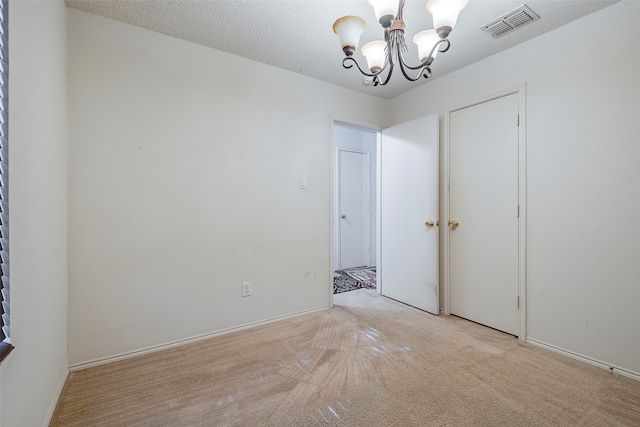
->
[448, 220, 459, 229]
[341, 214, 347, 219]
[425, 221, 435, 228]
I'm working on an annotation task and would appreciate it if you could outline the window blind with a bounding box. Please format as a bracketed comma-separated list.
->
[0, 0, 12, 362]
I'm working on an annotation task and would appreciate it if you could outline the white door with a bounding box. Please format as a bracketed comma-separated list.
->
[338, 149, 370, 269]
[380, 114, 439, 314]
[449, 94, 519, 335]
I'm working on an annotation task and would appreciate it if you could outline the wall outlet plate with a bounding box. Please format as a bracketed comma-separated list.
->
[242, 281, 252, 297]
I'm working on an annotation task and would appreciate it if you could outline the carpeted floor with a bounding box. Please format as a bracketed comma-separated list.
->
[50, 289, 640, 426]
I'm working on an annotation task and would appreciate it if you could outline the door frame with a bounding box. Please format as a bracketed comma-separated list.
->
[442, 85, 527, 341]
[329, 116, 382, 308]
[336, 147, 371, 270]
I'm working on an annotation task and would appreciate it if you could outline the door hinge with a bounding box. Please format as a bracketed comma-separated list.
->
[517, 114, 520, 126]
[517, 296, 520, 309]
[517, 205, 520, 217]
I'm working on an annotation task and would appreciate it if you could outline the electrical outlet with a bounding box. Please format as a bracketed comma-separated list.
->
[242, 281, 252, 297]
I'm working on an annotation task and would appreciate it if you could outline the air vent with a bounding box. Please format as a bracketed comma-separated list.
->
[481, 4, 540, 39]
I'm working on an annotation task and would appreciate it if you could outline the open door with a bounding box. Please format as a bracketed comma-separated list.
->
[380, 114, 439, 314]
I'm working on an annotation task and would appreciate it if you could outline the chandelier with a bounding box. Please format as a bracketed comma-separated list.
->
[332, 0, 468, 86]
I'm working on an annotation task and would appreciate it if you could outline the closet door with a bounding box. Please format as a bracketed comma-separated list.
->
[449, 93, 519, 335]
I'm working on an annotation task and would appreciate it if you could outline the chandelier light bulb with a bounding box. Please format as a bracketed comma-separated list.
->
[332, 15, 367, 56]
[427, 0, 469, 38]
[361, 41, 387, 73]
[413, 29, 440, 63]
[366, 0, 398, 27]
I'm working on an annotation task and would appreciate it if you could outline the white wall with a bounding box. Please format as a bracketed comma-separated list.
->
[390, 0, 640, 375]
[0, 1, 69, 426]
[332, 123, 378, 270]
[67, 9, 386, 367]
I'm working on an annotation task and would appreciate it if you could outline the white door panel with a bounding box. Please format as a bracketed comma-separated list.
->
[338, 149, 369, 269]
[381, 114, 439, 314]
[449, 94, 519, 335]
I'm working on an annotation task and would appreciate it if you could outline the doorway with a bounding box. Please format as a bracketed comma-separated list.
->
[330, 115, 440, 316]
[332, 122, 378, 294]
[444, 87, 527, 339]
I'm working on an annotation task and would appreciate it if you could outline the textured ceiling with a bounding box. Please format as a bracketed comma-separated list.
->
[65, 0, 620, 99]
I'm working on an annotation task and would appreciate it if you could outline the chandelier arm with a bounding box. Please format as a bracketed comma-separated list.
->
[374, 62, 395, 86]
[342, 56, 387, 78]
[436, 38, 451, 54]
[397, 52, 432, 82]
[400, 39, 451, 72]
[403, 65, 431, 81]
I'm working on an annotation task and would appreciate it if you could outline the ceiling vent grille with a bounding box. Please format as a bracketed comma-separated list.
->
[481, 4, 540, 39]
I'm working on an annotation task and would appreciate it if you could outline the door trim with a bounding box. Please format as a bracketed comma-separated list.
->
[329, 116, 382, 309]
[442, 85, 527, 341]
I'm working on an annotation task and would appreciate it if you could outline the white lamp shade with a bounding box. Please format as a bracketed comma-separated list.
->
[427, 0, 468, 33]
[361, 41, 387, 72]
[413, 29, 440, 62]
[366, 0, 397, 22]
[332, 16, 366, 50]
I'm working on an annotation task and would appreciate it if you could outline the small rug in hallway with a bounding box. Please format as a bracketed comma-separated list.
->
[333, 266, 376, 294]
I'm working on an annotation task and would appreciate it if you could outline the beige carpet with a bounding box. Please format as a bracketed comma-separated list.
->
[51, 289, 640, 426]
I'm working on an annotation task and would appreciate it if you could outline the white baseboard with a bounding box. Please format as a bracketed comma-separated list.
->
[43, 369, 69, 427]
[526, 338, 640, 382]
[69, 305, 329, 372]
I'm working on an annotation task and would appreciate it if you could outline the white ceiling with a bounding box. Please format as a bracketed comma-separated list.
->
[65, 0, 620, 99]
